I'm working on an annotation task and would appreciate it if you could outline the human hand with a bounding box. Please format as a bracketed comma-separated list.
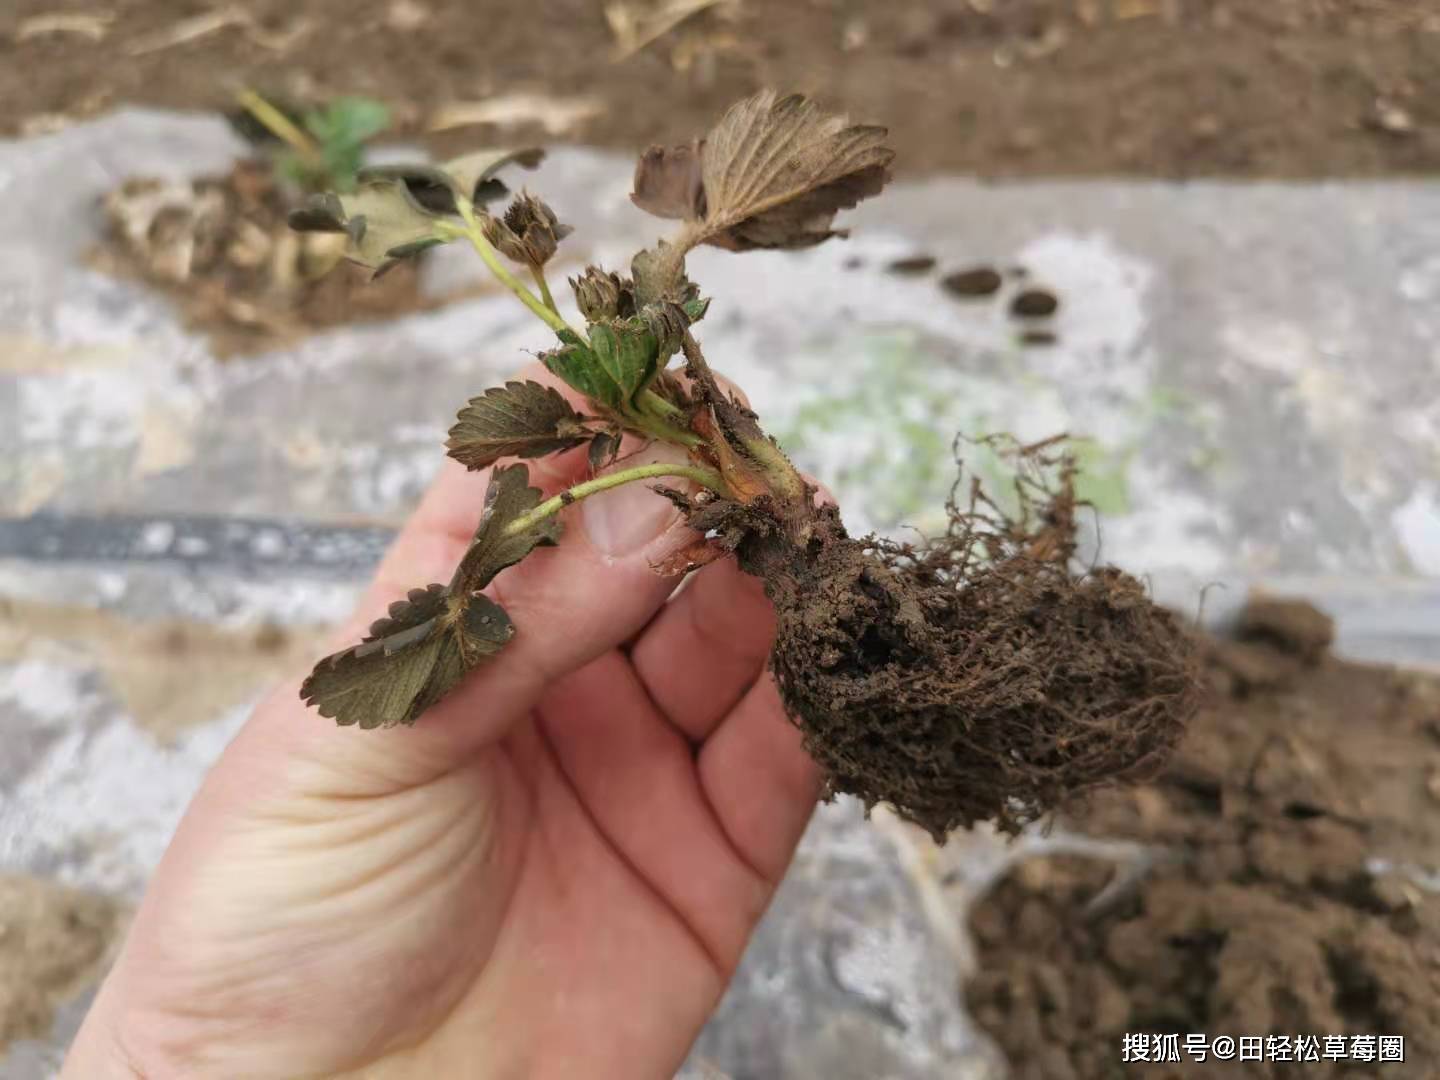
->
[64, 364, 822, 1079]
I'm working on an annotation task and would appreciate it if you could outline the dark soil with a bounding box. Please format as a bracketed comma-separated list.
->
[92, 159, 443, 355]
[965, 598, 1440, 1079]
[1011, 288, 1061, 319]
[940, 267, 1005, 298]
[5, 1, 1440, 179]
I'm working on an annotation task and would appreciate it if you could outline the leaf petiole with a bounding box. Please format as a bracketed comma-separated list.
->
[499, 462, 724, 537]
[530, 265, 559, 314]
[639, 389, 685, 422]
[625, 391, 703, 448]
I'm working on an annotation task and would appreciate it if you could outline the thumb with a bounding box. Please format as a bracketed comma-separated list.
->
[244, 438, 699, 793]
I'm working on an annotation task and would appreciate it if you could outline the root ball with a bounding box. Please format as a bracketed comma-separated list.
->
[741, 445, 1202, 842]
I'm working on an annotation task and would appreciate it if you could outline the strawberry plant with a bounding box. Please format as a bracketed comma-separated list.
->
[292, 91, 1200, 841]
[232, 91, 392, 194]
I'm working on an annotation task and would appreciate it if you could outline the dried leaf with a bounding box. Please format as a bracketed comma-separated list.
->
[290, 174, 449, 274]
[630, 241, 709, 310]
[287, 192, 346, 232]
[451, 464, 563, 595]
[605, 0, 729, 61]
[631, 141, 705, 220]
[301, 584, 513, 728]
[483, 193, 573, 268]
[351, 150, 542, 218]
[18, 12, 115, 43]
[632, 90, 893, 252]
[427, 95, 602, 137]
[355, 163, 458, 214]
[642, 301, 690, 360]
[447, 380, 592, 471]
[443, 148, 545, 207]
[652, 539, 727, 576]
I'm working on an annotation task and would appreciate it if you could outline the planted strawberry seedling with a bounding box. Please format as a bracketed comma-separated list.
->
[230, 92, 393, 195]
[295, 91, 1200, 841]
[96, 91, 522, 352]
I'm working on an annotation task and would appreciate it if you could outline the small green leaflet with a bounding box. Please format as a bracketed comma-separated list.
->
[300, 584, 512, 729]
[589, 320, 661, 403]
[304, 97, 391, 192]
[447, 380, 592, 470]
[301, 465, 561, 729]
[542, 320, 661, 410]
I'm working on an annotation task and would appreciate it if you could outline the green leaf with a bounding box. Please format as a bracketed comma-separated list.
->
[302, 462, 566, 729]
[300, 584, 513, 728]
[542, 339, 620, 410]
[589, 319, 661, 404]
[682, 295, 710, 323]
[541, 319, 665, 411]
[451, 464, 563, 595]
[306, 97, 390, 152]
[447, 380, 592, 470]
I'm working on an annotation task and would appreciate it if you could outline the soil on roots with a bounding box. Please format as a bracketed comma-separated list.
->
[738, 444, 1201, 841]
[965, 599, 1440, 1079]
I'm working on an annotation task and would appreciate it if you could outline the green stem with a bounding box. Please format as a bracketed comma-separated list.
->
[624, 403, 703, 448]
[236, 89, 320, 165]
[530, 265, 559, 314]
[454, 198, 578, 337]
[640, 389, 685, 422]
[501, 463, 724, 537]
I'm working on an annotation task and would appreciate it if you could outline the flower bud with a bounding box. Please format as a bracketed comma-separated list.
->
[570, 266, 624, 321]
[484, 193, 572, 268]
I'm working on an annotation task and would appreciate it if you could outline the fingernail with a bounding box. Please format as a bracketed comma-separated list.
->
[582, 476, 681, 558]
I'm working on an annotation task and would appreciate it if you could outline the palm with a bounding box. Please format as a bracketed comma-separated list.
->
[344, 650, 803, 1079]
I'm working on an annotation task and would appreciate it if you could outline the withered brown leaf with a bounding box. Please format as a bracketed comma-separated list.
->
[291, 174, 448, 275]
[631, 141, 705, 221]
[447, 380, 592, 471]
[587, 430, 621, 472]
[451, 463, 562, 595]
[632, 90, 893, 253]
[300, 584, 513, 728]
[445, 147, 546, 207]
